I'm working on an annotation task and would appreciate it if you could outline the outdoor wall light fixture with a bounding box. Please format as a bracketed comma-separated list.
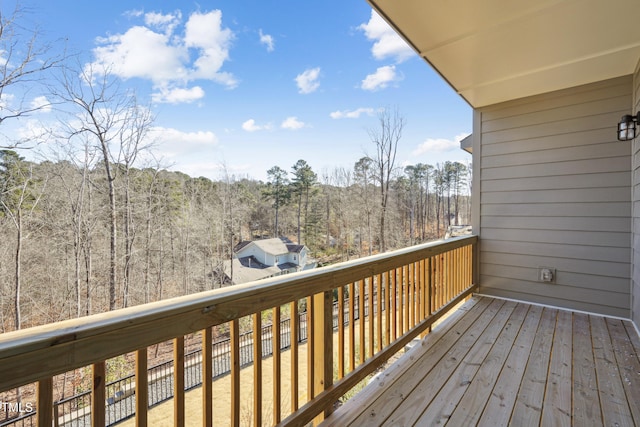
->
[617, 112, 639, 141]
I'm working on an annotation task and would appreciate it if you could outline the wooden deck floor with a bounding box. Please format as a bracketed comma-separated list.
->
[321, 296, 640, 427]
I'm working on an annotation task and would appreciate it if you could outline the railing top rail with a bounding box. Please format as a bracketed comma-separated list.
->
[0, 235, 477, 391]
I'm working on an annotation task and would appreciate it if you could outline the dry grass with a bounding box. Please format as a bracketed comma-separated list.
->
[115, 303, 467, 427]
[118, 344, 310, 427]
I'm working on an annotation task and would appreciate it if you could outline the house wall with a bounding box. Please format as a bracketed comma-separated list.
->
[237, 245, 275, 266]
[475, 76, 632, 317]
[632, 62, 640, 326]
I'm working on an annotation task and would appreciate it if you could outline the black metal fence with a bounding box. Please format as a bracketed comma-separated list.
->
[0, 295, 371, 427]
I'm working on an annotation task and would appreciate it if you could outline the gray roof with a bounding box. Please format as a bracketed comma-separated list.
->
[286, 244, 305, 253]
[235, 238, 291, 256]
[223, 258, 281, 285]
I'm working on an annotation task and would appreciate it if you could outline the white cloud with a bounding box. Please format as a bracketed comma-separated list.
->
[281, 116, 305, 130]
[358, 10, 414, 63]
[330, 107, 376, 119]
[295, 67, 321, 94]
[259, 29, 274, 52]
[242, 119, 260, 132]
[184, 11, 235, 83]
[242, 119, 272, 132]
[149, 127, 218, 161]
[412, 133, 469, 155]
[144, 11, 181, 34]
[124, 9, 144, 19]
[151, 86, 204, 104]
[361, 65, 400, 91]
[16, 119, 52, 144]
[0, 93, 15, 109]
[30, 96, 51, 113]
[93, 26, 188, 83]
[90, 9, 236, 104]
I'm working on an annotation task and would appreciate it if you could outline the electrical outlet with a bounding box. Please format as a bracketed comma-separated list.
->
[538, 267, 556, 283]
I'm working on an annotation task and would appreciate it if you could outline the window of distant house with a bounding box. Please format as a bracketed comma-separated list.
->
[294, 255, 297, 260]
[276, 257, 279, 263]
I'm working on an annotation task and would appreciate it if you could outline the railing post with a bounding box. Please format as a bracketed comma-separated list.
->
[91, 362, 105, 427]
[174, 337, 185, 427]
[202, 328, 213, 427]
[312, 290, 333, 425]
[136, 349, 148, 427]
[37, 378, 53, 427]
[472, 236, 479, 286]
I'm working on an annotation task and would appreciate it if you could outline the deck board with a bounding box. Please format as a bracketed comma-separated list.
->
[377, 299, 508, 426]
[442, 302, 529, 426]
[541, 309, 572, 426]
[320, 296, 640, 427]
[591, 315, 635, 427]
[412, 301, 517, 425]
[571, 312, 603, 427]
[511, 307, 557, 427]
[605, 318, 640, 425]
[320, 295, 493, 427]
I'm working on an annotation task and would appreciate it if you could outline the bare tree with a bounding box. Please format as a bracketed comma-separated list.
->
[55, 63, 142, 310]
[354, 157, 374, 256]
[119, 101, 154, 307]
[0, 150, 44, 329]
[368, 107, 404, 253]
[0, 5, 63, 147]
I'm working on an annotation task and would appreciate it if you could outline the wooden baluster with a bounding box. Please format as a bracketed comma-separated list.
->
[312, 291, 333, 426]
[290, 301, 299, 412]
[358, 279, 365, 363]
[230, 320, 240, 427]
[453, 248, 458, 294]
[273, 306, 281, 424]
[385, 270, 391, 347]
[253, 314, 262, 427]
[468, 244, 473, 286]
[337, 286, 345, 379]
[348, 282, 355, 373]
[92, 362, 105, 427]
[445, 251, 450, 303]
[307, 296, 315, 400]
[376, 273, 382, 352]
[391, 269, 397, 342]
[368, 277, 374, 358]
[424, 257, 433, 335]
[402, 265, 409, 335]
[174, 337, 185, 427]
[38, 377, 53, 427]
[418, 260, 424, 323]
[136, 349, 148, 427]
[458, 247, 463, 293]
[412, 262, 417, 327]
[408, 262, 414, 329]
[438, 254, 444, 309]
[202, 328, 213, 427]
[451, 249, 456, 297]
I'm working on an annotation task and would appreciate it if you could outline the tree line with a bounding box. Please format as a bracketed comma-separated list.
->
[0, 8, 470, 331]
[0, 146, 469, 331]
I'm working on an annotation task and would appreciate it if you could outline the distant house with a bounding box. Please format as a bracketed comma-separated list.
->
[220, 237, 316, 285]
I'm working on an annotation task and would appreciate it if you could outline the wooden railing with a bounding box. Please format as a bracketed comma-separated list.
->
[0, 235, 477, 427]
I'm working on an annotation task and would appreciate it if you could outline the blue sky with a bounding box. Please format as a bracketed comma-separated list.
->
[6, 0, 471, 181]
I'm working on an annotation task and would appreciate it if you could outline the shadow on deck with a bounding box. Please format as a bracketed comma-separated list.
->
[321, 296, 640, 426]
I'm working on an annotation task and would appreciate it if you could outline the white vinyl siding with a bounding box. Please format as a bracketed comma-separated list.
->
[476, 76, 632, 317]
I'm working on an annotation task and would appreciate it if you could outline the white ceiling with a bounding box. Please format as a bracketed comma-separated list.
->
[367, 0, 640, 108]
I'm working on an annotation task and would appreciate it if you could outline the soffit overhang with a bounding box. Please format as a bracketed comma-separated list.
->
[367, 0, 640, 108]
